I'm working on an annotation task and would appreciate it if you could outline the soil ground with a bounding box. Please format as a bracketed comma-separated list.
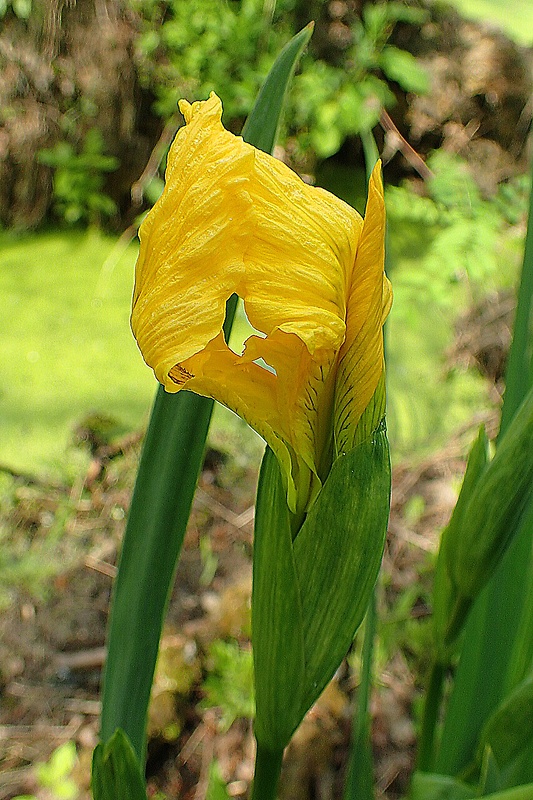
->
[0, 393, 501, 800]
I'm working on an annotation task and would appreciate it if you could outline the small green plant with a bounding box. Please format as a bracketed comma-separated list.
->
[38, 129, 119, 226]
[201, 640, 255, 731]
[13, 741, 79, 800]
[293, 1, 429, 157]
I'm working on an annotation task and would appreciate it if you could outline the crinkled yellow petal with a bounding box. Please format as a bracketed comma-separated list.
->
[131, 92, 366, 513]
[243, 150, 362, 353]
[177, 330, 320, 512]
[333, 162, 392, 455]
[131, 93, 254, 387]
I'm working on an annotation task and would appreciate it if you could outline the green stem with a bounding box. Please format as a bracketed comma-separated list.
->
[417, 661, 446, 772]
[344, 590, 377, 799]
[252, 744, 284, 800]
[357, 591, 376, 740]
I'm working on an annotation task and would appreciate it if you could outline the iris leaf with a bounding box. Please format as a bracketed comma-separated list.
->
[478, 673, 533, 776]
[92, 729, 147, 800]
[436, 156, 533, 774]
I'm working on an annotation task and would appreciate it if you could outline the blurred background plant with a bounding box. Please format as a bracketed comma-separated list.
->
[12, 742, 79, 800]
[131, 0, 429, 159]
[38, 131, 119, 226]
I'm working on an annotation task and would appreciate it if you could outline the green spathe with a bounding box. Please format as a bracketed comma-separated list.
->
[478, 673, 533, 773]
[92, 729, 147, 800]
[434, 384, 533, 648]
[252, 423, 391, 751]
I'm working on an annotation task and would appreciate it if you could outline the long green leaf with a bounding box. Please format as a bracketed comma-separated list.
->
[409, 771, 474, 800]
[480, 675, 533, 769]
[99, 24, 313, 763]
[470, 786, 533, 800]
[241, 22, 314, 152]
[435, 154, 533, 776]
[410, 774, 533, 800]
[100, 386, 215, 755]
[505, 509, 533, 692]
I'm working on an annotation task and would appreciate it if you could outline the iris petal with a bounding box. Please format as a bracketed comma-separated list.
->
[131, 93, 390, 513]
[334, 164, 391, 455]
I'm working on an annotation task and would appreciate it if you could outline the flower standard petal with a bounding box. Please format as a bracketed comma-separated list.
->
[334, 162, 392, 455]
[131, 93, 254, 386]
[131, 92, 373, 513]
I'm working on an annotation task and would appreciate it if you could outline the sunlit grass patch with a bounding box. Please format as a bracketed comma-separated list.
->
[0, 229, 154, 477]
[446, 0, 533, 44]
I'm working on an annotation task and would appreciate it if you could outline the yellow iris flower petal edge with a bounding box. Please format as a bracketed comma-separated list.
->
[131, 92, 391, 514]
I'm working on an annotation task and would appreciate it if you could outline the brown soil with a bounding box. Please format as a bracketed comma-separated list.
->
[0, 400, 501, 799]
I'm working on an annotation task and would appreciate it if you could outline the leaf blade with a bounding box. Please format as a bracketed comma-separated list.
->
[295, 424, 391, 715]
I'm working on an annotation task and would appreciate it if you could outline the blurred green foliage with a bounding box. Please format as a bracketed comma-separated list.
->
[201, 640, 255, 731]
[38, 130, 119, 226]
[131, 0, 428, 158]
[13, 741, 79, 800]
[389, 151, 530, 302]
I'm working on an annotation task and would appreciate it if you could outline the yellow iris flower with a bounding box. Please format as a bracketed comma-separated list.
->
[131, 93, 391, 515]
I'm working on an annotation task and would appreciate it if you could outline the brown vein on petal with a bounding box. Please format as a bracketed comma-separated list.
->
[169, 364, 195, 385]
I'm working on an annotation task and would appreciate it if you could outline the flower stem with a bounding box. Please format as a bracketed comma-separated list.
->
[344, 589, 377, 800]
[417, 660, 446, 771]
[252, 743, 284, 800]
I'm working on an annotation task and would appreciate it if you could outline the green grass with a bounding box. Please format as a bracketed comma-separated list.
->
[446, 0, 533, 44]
[0, 229, 262, 478]
[1, 230, 154, 477]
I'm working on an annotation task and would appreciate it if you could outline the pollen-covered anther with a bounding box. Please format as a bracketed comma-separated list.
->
[169, 364, 194, 385]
